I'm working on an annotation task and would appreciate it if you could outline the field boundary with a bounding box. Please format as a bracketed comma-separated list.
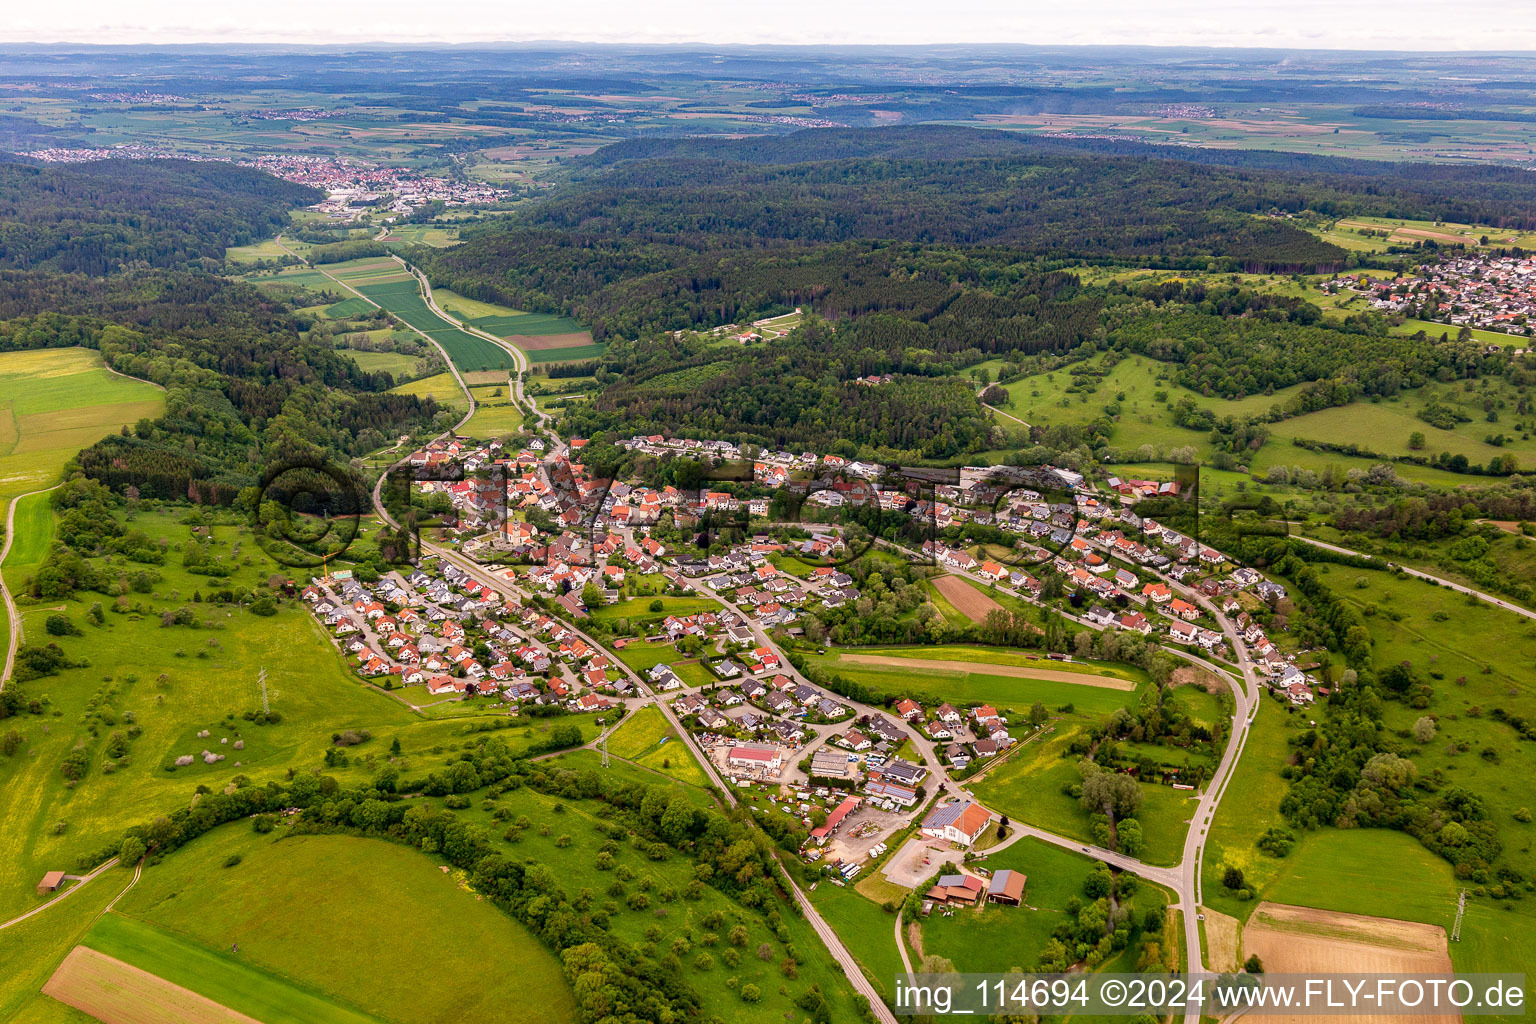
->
[44, 945, 263, 1024]
[835, 654, 1137, 690]
[932, 574, 1003, 623]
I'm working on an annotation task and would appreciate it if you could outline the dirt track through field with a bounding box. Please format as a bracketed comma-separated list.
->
[838, 654, 1136, 690]
[1241, 902, 1456, 1024]
[43, 946, 262, 1024]
[932, 574, 1003, 622]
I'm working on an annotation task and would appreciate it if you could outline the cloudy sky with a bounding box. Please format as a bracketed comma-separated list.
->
[6, 0, 1536, 50]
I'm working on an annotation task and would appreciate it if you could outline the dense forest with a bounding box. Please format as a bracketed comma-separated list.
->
[407, 125, 1536, 456]
[560, 266, 1097, 458]
[419, 127, 1536, 343]
[0, 159, 319, 275]
[0, 162, 441, 502]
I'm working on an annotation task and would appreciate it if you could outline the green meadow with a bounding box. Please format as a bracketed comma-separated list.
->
[0, 507, 590, 921]
[389, 371, 468, 411]
[409, 769, 866, 1024]
[604, 705, 712, 787]
[100, 829, 574, 1024]
[972, 725, 1197, 867]
[589, 595, 723, 623]
[0, 349, 164, 503]
[463, 385, 525, 438]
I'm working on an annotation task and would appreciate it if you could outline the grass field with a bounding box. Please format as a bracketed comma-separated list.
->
[322, 298, 374, 319]
[995, 350, 1516, 488]
[806, 883, 905, 998]
[100, 829, 575, 1024]
[463, 386, 524, 438]
[804, 648, 1145, 714]
[341, 349, 423, 380]
[432, 288, 526, 322]
[240, 266, 340, 295]
[589, 595, 723, 622]
[0, 508, 441, 920]
[604, 706, 712, 787]
[407, 765, 866, 1024]
[0, 349, 165, 502]
[388, 371, 467, 411]
[972, 726, 1196, 867]
[223, 238, 292, 263]
[5, 489, 56, 570]
[379, 224, 460, 247]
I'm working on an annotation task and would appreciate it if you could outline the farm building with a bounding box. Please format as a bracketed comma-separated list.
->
[987, 869, 1027, 906]
[37, 871, 66, 894]
[927, 873, 985, 905]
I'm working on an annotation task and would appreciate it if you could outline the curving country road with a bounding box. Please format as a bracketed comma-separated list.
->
[0, 856, 120, 931]
[1292, 532, 1536, 622]
[358, 253, 1268, 1017]
[1, 485, 60, 689]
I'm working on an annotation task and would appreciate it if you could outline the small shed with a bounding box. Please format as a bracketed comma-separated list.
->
[37, 871, 67, 894]
[988, 868, 1027, 906]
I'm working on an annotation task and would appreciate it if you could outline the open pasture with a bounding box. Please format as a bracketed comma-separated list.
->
[102, 830, 575, 1024]
[388, 372, 467, 410]
[804, 646, 1145, 713]
[0, 508, 426, 920]
[0, 348, 164, 502]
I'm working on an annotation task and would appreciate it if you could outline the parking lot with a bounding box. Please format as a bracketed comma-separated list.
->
[882, 835, 952, 889]
[823, 804, 908, 865]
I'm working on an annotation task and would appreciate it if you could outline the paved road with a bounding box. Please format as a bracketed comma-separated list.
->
[394, 258, 554, 434]
[1, 485, 60, 689]
[1292, 533, 1536, 622]
[272, 236, 479, 430]
[354, 267, 1263, 1013]
[360, 270, 900, 1022]
[0, 857, 119, 931]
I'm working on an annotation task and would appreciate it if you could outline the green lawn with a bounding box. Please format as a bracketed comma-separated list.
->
[102, 829, 576, 1024]
[589, 596, 723, 623]
[605, 706, 712, 787]
[4, 489, 56, 572]
[807, 883, 905, 998]
[611, 639, 693, 673]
